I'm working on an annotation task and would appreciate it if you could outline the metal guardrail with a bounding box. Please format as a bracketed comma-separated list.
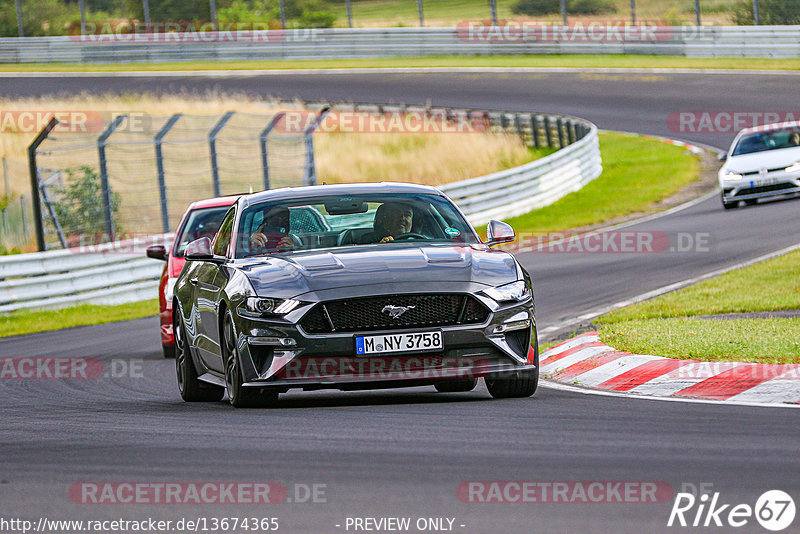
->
[0, 106, 601, 313]
[1, 26, 799, 63]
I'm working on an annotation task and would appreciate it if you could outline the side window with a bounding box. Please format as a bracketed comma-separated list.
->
[212, 206, 236, 256]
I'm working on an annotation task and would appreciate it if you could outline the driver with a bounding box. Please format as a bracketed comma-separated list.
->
[249, 206, 294, 252]
[372, 202, 414, 243]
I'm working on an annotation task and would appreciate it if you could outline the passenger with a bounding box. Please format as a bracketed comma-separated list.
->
[249, 206, 294, 252]
[790, 132, 800, 146]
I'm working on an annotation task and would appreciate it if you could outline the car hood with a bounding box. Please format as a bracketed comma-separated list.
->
[234, 244, 519, 299]
[724, 146, 800, 173]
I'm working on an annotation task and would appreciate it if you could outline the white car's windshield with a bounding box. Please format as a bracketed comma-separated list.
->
[732, 128, 800, 156]
[235, 193, 479, 258]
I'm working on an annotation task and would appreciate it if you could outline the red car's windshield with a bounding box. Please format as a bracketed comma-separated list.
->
[173, 206, 231, 257]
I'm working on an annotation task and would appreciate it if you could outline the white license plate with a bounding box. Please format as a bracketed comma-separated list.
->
[355, 331, 443, 355]
[754, 176, 780, 186]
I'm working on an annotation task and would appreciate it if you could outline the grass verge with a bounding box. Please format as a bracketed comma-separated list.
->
[595, 249, 800, 363]
[1, 55, 798, 73]
[501, 131, 699, 234]
[0, 299, 158, 338]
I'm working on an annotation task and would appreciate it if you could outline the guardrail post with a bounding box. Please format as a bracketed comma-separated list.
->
[567, 120, 575, 145]
[514, 114, 524, 143]
[556, 118, 565, 148]
[209, 111, 235, 197]
[154, 113, 181, 233]
[259, 112, 286, 191]
[530, 115, 540, 149]
[303, 107, 331, 186]
[98, 115, 126, 238]
[544, 117, 553, 148]
[27, 117, 58, 252]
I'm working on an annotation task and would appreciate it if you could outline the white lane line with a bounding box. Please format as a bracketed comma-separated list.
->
[3, 67, 800, 77]
[540, 379, 800, 409]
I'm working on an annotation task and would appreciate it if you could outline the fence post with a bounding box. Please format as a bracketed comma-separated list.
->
[544, 116, 553, 148]
[630, 0, 636, 24]
[567, 120, 575, 145]
[14, 0, 23, 37]
[695, 0, 701, 25]
[530, 115, 540, 149]
[279, 0, 286, 29]
[303, 106, 331, 186]
[346, 0, 353, 27]
[560, 0, 567, 26]
[154, 113, 181, 233]
[21, 194, 28, 239]
[417, 0, 424, 27]
[97, 115, 126, 238]
[752, 0, 759, 25]
[489, 0, 498, 26]
[2, 156, 9, 200]
[27, 117, 58, 252]
[79, 0, 86, 35]
[142, 0, 150, 27]
[260, 112, 286, 191]
[556, 118, 565, 148]
[209, 111, 235, 198]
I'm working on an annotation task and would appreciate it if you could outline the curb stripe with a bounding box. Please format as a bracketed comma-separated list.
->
[673, 364, 783, 400]
[540, 341, 604, 367]
[599, 359, 696, 392]
[550, 351, 628, 380]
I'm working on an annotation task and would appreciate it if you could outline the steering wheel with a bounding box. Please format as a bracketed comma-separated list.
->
[393, 233, 427, 241]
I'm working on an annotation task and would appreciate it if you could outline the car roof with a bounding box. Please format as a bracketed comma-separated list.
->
[241, 182, 445, 207]
[188, 195, 240, 210]
[740, 121, 800, 135]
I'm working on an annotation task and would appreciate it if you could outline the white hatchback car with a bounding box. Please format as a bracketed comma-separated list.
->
[718, 122, 800, 209]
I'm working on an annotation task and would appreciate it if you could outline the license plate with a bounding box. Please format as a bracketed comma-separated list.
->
[355, 331, 443, 355]
[755, 176, 780, 186]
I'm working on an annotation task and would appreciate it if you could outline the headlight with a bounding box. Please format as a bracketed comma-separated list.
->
[785, 161, 800, 173]
[483, 281, 531, 303]
[241, 297, 300, 316]
[164, 277, 177, 302]
[721, 171, 742, 181]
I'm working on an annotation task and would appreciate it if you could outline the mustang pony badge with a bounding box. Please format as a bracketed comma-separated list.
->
[381, 305, 416, 319]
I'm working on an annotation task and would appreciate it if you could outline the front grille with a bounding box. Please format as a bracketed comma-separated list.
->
[734, 183, 797, 196]
[299, 294, 490, 334]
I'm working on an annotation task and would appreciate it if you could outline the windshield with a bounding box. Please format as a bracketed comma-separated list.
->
[732, 128, 800, 156]
[235, 193, 479, 258]
[173, 206, 231, 257]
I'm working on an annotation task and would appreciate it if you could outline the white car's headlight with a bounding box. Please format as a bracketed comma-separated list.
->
[721, 171, 743, 181]
[164, 277, 177, 302]
[483, 281, 531, 303]
[785, 161, 800, 173]
[241, 297, 300, 316]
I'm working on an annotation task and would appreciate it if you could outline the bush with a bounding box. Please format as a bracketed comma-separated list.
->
[732, 0, 800, 25]
[218, 0, 335, 28]
[54, 166, 121, 239]
[0, 0, 74, 37]
[511, 0, 615, 16]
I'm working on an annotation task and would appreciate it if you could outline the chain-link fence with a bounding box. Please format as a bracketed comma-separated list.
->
[29, 107, 327, 250]
[0, 195, 33, 253]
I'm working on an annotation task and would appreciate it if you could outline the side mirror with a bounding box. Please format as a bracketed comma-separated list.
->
[486, 220, 515, 247]
[184, 237, 215, 261]
[146, 244, 167, 261]
[718, 152, 727, 161]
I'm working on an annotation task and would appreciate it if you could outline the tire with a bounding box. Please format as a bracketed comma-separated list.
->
[223, 311, 279, 408]
[434, 378, 478, 393]
[722, 193, 738, 210]
[744, 199, 758, 206]
[175, 311, 224, 402]
[162, 343, 176, 359]
[485, 335, 539, 399]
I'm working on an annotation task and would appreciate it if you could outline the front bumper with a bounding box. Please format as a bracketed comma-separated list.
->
[720, 172, 800, 202]
[234, 296, 536, 391]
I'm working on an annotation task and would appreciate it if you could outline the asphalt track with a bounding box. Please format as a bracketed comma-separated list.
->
[2, 70, 800, 533]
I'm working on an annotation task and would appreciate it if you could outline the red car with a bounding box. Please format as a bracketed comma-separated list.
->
[146, 196, 238, 357]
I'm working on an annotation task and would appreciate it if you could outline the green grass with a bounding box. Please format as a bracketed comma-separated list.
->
[594, 249, 800, 363]
[0, 299, 158, 338]
[501, 131, 699, 235]
[1, 55, 798, 72]
[597, 249, 800, 324]
[600, 318, 800, 364]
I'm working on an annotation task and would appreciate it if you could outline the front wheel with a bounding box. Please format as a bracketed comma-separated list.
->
[223, 311, 279, 408]
[175, 311, 224, 402]
[485, 335, 539, 399]
[722, 193, 739, 210]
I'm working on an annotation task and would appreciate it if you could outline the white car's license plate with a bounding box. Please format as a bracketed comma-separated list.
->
[355, 331, 443, 355]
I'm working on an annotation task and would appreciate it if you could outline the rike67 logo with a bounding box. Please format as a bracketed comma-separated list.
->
[668, 486, 796, 531]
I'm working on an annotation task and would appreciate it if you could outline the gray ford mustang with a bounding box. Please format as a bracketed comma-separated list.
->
[173, 182, 538, 407]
